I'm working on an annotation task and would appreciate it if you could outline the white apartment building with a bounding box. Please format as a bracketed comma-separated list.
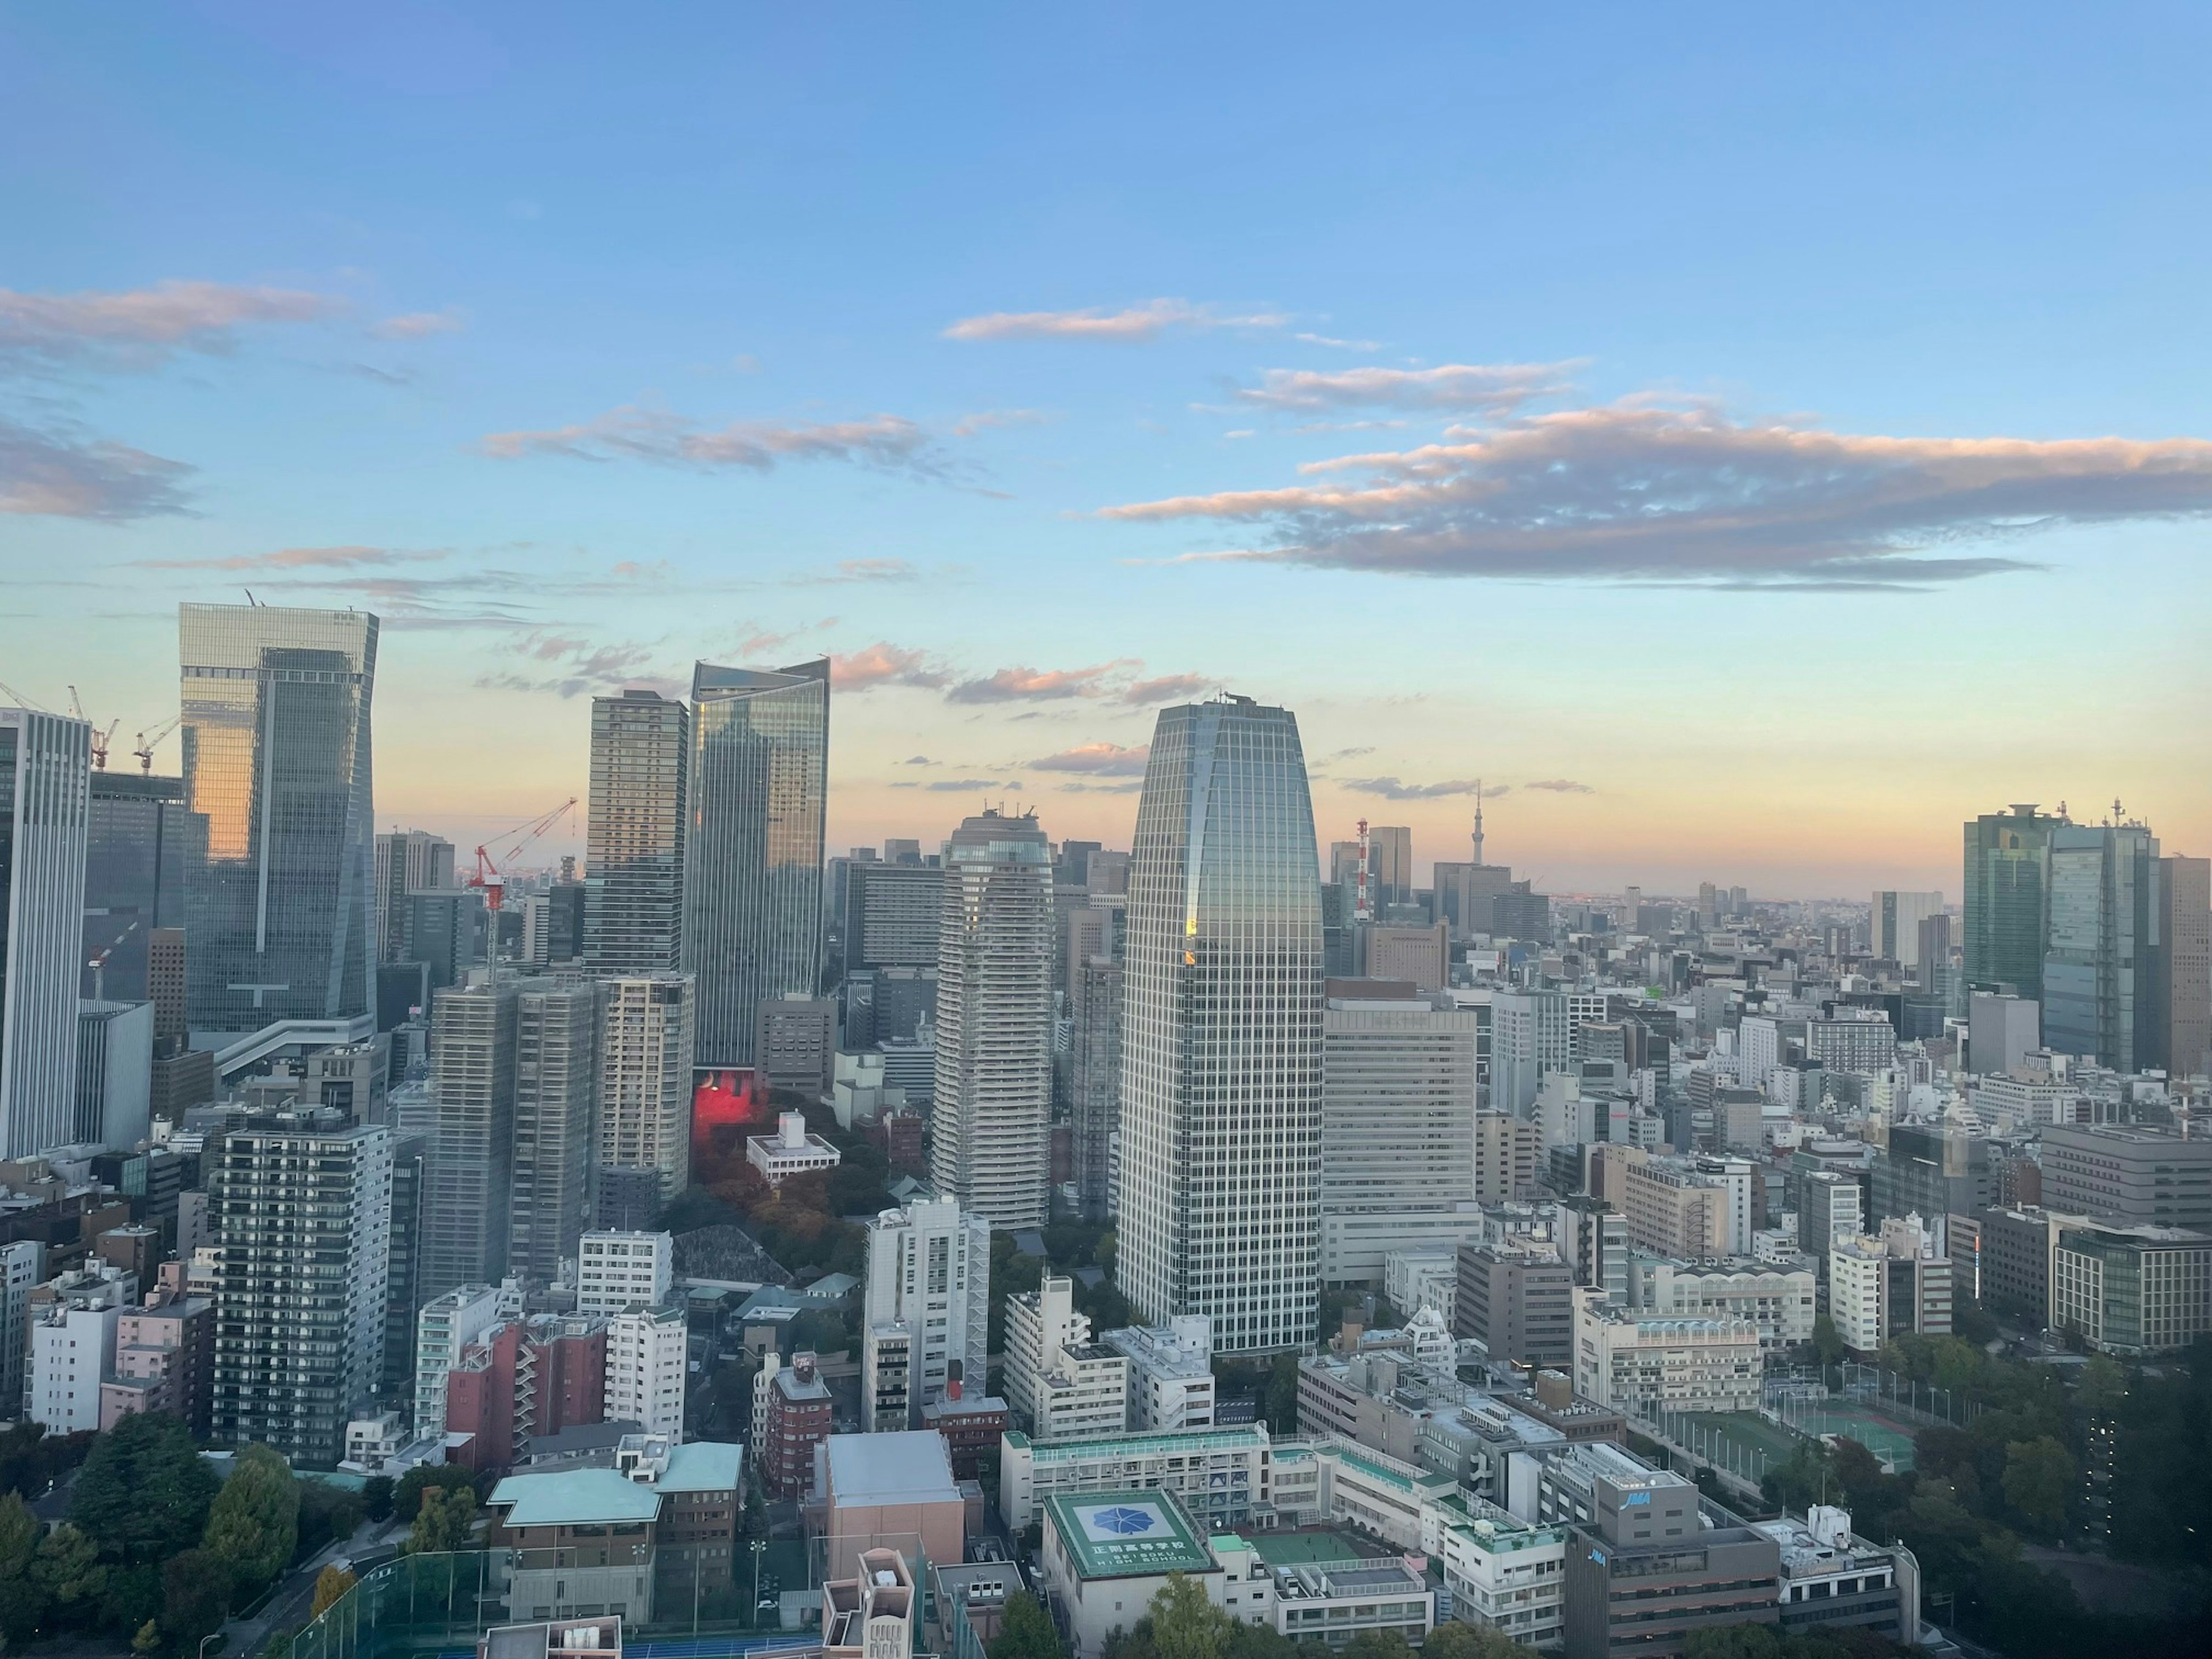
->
[596, 974, 696, 1203]
[1005, 1277, 1128, 1442]
[607, 1302, 687, 1437]
[1100, 1315, 1216, 1431]
[1437, 1502, 1568, 1649]
[1490, 988, 1570, 1117]
[574, 1230, 673, 1317]
[1570, 1293, 1762, 1416]
[1384, 1249, 1459, 1327]
[414, 1282, 508, 1441]
[1627, 1256, 1816, 1352]
[998, 1422, 1281, 1532]
[28, 1275, 128, 1432]
[862, 1197, 990, 1431]
[1828, 1236, 1889, 1356]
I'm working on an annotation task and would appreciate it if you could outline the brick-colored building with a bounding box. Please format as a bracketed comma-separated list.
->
[100, 1283, 214, 1436]
[447, 1313, 609, 1472]
[921, 1384, 1012, 1478]
[762, 1351, 833, 1498]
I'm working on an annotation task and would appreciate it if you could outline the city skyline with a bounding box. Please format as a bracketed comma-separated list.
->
[5, 11, 2211, 896]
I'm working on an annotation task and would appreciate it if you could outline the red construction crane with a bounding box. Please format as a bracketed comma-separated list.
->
[469, 797, 579, 911]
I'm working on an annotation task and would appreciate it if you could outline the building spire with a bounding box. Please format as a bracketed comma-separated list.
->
[1473, 779, 1486, 866]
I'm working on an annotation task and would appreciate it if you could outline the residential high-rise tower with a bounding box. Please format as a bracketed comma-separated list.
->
[929, 809, 1055, 1229]
[1119, 695, 1323, 1355]
[584, 690, 688, 974]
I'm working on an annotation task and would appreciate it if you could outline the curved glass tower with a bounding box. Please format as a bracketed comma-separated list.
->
[178, 604, 377, 1040]
[1119, 694, 1323, 1354]
[684, 659, 829, 1068]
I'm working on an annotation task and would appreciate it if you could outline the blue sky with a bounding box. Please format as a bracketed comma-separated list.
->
[4, 3, 2209, 895]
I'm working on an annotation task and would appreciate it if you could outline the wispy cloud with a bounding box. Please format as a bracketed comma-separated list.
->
[1524, 778, 1595, 793]
[374, 310, 465, 340]
[795, 558, 920, 585]
[1339, 776, 1485, 800]
[1100, 399, 2212, 588]
[952, 408, 1047, 437]
[0, 414, 192, 519]
[1032, 742, 1151, 777]
[831, 642, 953, 691]
[1050, 779, 1145, 794]
[483, 404, 936, 475]
[943, 299, 1285, 343]
[476, 630, 671, 698]
[132, 545, 446, 573]
[946, 661, 1137, 704]
[1232, 361, 1575, 414]
[0, 279, 339, 373]
[893, 777, 1018, 793]
[1122, 672, 1213, 705]
[1294, 332, 1382, 351]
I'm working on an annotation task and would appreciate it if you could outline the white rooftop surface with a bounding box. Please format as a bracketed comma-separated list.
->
[825, 1429, 962, 1507]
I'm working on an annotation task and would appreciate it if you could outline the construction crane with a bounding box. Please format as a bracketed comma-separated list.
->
[61, 687, 121, 768]
[468, 797, 580, 911]
[134, 715, 184, 774]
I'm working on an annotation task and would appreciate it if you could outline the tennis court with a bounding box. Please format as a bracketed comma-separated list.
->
[1772, 1397, 1919, 1471]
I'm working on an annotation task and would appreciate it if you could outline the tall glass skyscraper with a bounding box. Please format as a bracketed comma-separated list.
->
[1963, 804, 2066, 1001]
[584, 689, 688, 974]
[1, 709, 92, 1158]
[684, 660, 828, 1068]
[1119, 694, 1323, 1355]
[930, 809, 1055, 1229]
[179, 604, 378, 1039]
[2044, 819, 2161, 1071]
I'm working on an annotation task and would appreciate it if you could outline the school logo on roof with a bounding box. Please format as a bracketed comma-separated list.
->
[1082, 1504, 1160, 1538]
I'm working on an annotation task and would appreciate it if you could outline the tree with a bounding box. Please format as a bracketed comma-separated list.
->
[1681, 1626, 1785, 1659]
[259, 1628, 300, 1659]
[393, 1464, 478, 1525]
[1342, 1633, 1413, 1659]
[101, 1566, 164, 1646]
[2001, 1436, 2075, 1536]
[1263, 1355, 1300, 1436]
[1809, 1312, 1846, 1367]
[202, 1445, 301, 1600]
[296, 1479, 363, 1559]
[404, 1485, 478, 1555]
[0, 1493, 47, 1643]
[161, 1550, 232, 1652]
[310, 1565, 358, 1620]
[1422, 1623, 1539, 1659]
[133, 1618, 163, 1654]
[2075, 1356, 2127, 1418]
[362, 1476, 395, 1524]
[69, 1411, 221, 1569]
[0, 1422, 94, 1504]
[30, 1523, 108, 1630]
[1147, 1573, 1231, 1659]
[988, 1590, 1064, 1659]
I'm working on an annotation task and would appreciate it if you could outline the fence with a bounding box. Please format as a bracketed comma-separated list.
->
[1628, 1402, 1774, 1490]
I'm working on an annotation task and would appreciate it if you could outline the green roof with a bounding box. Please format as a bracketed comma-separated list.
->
[1249, 1530, 1384, 1568]
[659, 1442, 744, 1494]
[1327, 1446, 1453, 1494]
[1043, 1491, 1214, 1581]
[490, 1468, 664, 1528]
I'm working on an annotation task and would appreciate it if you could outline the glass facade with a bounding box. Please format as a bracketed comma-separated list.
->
[585, 690, 688, 973]
[82, 771, 187, 1002]
[179, 604, 378, 1037]
[0, 711, 92, 1158]
[683, 660, 828, 1068]
[1961, 805, 2063, 1001]
[2043, 822, 2161, 1071]
[1120, 695, 1322, 1354]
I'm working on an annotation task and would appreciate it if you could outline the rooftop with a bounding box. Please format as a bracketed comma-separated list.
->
[1010, 1424, 1269, 1463]
[657, 1441, 744, 1493]
[825, 1430, 961, 1506]
[488, 1468, 665, 1528]
[1043, 1490, 1213, 1581]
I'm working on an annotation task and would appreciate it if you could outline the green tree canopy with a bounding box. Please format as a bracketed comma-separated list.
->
[393, 1463, 478, 1524]
[161, 1548, 233, 1651]
[203, 1444, 301, 1596]
[1147, 1573, 1232, 1659]
[2000, 1436, 2075, 1535]
[68, 1411, 221, 1568]
[361, 1475, 396, 1524]
[31, 1523, 108, 1630]
[0, 1491, 47, 1643]
[403, 1485, 478, 1555]
[1421, 1622, 1540, 1659]
[311, 1564, 358, 1619]
[988, 1589, 1064, 1659]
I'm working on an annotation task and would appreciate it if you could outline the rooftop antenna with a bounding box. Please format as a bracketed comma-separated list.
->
[1473, 779, 1486, 866]
[243, 588, 258, 606]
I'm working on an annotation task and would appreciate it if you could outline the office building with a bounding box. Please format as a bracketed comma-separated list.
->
[509, 979, 600, 1283]
[211, 1111, 394, 1467]
[1120, 695, 1323, 1355]
[1560, 1459, 1781, 1659]
[862, 1196, 990, 1430]
[1367, 825, 1413, 909]
[998, 1421, 1277, 1532]
[178, 603, 377, 1040]
[1434, 862, 1517, 941]
[73, 999, 153, 1150]
[1070, 952, 1123, 1219]
[1625, 1257, 1816, 1352]
[1871, 1123, 1993, 1229]
[1803, 1015, 1897, 1077]
[683, 659, 829, 1068]
[1571, 1297, 1762, 1415]
[82, 770, 187, 1003]
[2052, 1223, 2212, 1356]
[584, 689, 688, 974]
[1559, 1195, 1631, 1304]
[1455, 1241, 1574, 1365]
[1475, 1111, 1542, 1201]
[28, 1272, 130, 1434]
[2040, 1123, 2212, 1231]
[1869, 891, 1942, 966]
[1, 709, 92, 1158]
[1100, 1316, 1215, 1431]
[376, 830, 456, 963]
[1490, 987, 1569, 1116]
[384, 1130, 428, 1404]
[755, 997, 836, 1098]
[605, 1302, 687, 1437]
[2044, 820, 2161, 1070]
[595, 974, 695, 1212]
[575, 1230, 673, 1316]
[1620, 1157, 1732, 1260]
[1964, 804, 2066, 1001]
[1365, 924, 1448, 992]
[422, 977, 520, 1299]
[843, 862, 945, 971]
[1969, 991, 2040, 1075]
[1322, 980, 1482, 1232]
[1006, 1276, 1130, 1442]
[2155, 854, 2210, 1077]
[1798, 1171, 1864, 1279]
[930, 809, 1055, 1228]
[1828, 1222, 1952, 1355]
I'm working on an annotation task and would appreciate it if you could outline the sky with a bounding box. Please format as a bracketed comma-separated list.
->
[4, 3, 2210, 899]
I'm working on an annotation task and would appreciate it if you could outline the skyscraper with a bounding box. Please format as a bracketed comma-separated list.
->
[1070, 950, 1123, 1221]
[507, 979, 600, 1283]
[421, 977, 519, 1300]
[1963, 804, 2066, 999]
[1, 709, 91, 1159]
[374, 829, 455, 963]
[595, 973, 695, 1211]
[1368, 825, 1413, 910]
[211, 1109, 393, 1468]
[2154, 855, 2210, 1078]
[1870, 890, 1944, 967]
[179, 603, 378, 1039]
[929, 809, 1055, 1229]
[1120, 695, 1323, 1355]
[584, 690, 688, 974]
[82, 771, 186, 1002]
[684, 660, 829, 1067]
[2044, 818, 2161, 1071]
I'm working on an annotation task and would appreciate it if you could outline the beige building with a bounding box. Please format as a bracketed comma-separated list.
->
[1620, 1157, 1730, 1260]
[1475, 1111, 1543, 1202]
[1365, 923, 1448, 991]
[1570, 1293, 1761, 1416]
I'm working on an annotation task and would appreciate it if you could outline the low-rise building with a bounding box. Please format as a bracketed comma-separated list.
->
[1384, 1249, 1458, 1327]
[1570, 1295, 1761, 1416]
[1101, 1315, 1217, 1431]
[1005, 1277, 1129, 1442]
[27, 1271, 129, 1433]
[575, 1232, 673, 1317]
[1625, 1256, 1815, 1353]
[613, 1434, 742, 1597]
[821, 1429, 967, 1581]
[1251, 1533, 1433, 1650]
[2052, 1222, 2212, 1355]
[999, 1423, 1277, 1532]
[1455, 1240, 1573, 1366]
[745, 1112, 841, 1188]
[921, 1386, 1012, 1479]
[101, 1285, 214, 1436]
[761, 1351, 833, 1498]
[485, 1468, 665, 1624]
[1040, 1490, 1220, 1659]
[1758, 1505, 1920, 1646]
[605, 1303, 686, 1438]
[822, 1546, 915, 1659]
[1560, 1457, 1781, 1659]
[1437, 1500, 1567, 1649]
